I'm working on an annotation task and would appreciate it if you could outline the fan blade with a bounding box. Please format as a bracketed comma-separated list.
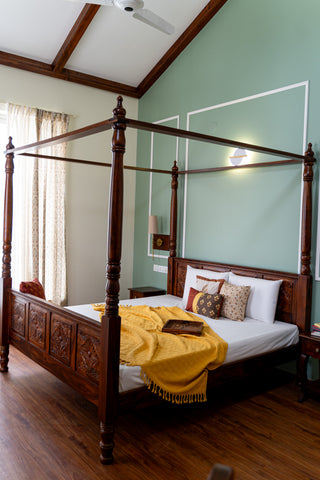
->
[132, 9, 175, 35]
[66, 0, 113, 5]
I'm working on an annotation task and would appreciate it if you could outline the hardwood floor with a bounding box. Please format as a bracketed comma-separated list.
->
[0, 347, 320, 480]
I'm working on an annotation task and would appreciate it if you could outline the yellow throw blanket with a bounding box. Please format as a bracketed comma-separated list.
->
[92, 304, 228, 404]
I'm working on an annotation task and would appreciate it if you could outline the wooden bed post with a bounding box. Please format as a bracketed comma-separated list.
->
[300, 143, 315, 276]
[167, 161, 178, 293]
[98, 97, 126, 464]
[0, 137, 14, 372]
[295, 142, 315, 332]
[169, 160, 178, 258]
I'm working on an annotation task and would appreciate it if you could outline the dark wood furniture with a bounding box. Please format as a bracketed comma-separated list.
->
[128, 286, 166, 299]
[152, 233, 170, 251]
[298, 332, 320, 401]
[0, 96, 315, 465]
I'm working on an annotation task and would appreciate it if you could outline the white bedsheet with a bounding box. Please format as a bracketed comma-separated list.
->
[66, 294, 299, 393]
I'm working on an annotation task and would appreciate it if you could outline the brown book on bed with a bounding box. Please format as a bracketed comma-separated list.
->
[162, 319, 204, 336]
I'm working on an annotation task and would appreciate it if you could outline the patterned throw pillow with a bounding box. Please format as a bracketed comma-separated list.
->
[19, 278, 46, 300]
[220, 281, 250, 321]
[194, 292, 224, 319]
[186, 287, 224, 319]
[196, 275, 225, 294]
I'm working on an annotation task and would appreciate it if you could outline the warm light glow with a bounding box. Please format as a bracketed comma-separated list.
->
[229, 148, 247, 166]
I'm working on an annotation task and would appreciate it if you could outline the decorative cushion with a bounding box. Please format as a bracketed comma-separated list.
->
[186, 287, 201, 311]
[19, 278, 46, 299]
[194, 292, 224, 319]
[220, 282, 250, 321]
[229, 272, 282, 324]
[196, 275, 225, 294]
[182, 265, 229, 308]
[186, 287, 224, 319]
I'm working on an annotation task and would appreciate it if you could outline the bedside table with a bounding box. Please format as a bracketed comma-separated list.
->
[128, 286, 166, 300]
[298, 333, 320, 402]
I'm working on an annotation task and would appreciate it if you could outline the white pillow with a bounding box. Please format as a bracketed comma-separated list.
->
[182, 265, 229, 308]
[228, 272, 282, 324]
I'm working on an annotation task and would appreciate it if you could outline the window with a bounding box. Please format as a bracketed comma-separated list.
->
[0, 103, 69, 305]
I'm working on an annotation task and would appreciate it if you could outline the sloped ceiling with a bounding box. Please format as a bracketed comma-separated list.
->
[0, 0, 228, 98]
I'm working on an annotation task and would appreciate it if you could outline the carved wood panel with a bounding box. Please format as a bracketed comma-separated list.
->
[76, 328, 100, 383]
[171, 258, 301, 326]
[153, 234, 170, 251]
[28, 304, 47, 349]
[11, 298, 26, 337]
[276, 281, 294, 323]
[50, 315, 72, 366]
[176, 264, 187, 297]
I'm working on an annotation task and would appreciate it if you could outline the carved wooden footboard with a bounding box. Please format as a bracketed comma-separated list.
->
[9, 290, 101, 405]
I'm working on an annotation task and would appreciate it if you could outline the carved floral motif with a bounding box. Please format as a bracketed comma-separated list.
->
[29, 305, 46, 349]
[176, 266, 187, 297]
[50, 316, 72, 365]
[276, 281, 294, 322]
[11, 300, 26, 337]
[76, 329, 100, 382]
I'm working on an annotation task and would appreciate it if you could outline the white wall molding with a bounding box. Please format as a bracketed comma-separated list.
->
[182, 81, 309, 271]
[147, 115, 179, 259]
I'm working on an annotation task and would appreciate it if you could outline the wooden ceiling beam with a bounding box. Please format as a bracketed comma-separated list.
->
[0, 50, 139, 98]
[0, 0, 228, 98]
[52, 4, 101, 73]
[137, 0, 229, 96]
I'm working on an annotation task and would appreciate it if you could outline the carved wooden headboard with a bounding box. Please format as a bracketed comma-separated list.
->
[167, 257, 311, 332]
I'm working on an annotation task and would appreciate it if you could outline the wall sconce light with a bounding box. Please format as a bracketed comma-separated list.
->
[148, 215, 159, 236]
[149, 215, 158, 260]
[229, 148, 247, 166]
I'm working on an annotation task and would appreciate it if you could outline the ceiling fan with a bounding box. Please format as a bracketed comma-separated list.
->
[67, 0, 175, 35]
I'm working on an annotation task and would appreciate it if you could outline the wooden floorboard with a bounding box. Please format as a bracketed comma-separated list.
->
[1, 347, 320, 480]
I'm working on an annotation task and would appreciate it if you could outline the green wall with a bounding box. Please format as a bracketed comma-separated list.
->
[132, 0, 320, 342]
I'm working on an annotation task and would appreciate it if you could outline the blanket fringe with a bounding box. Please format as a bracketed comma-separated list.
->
[140, 370, 207, 404]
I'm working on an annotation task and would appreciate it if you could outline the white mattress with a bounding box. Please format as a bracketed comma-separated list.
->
[66, 294, 299, 393]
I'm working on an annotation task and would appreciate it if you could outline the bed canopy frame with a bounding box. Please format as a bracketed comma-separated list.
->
[0, 96, 315, 464]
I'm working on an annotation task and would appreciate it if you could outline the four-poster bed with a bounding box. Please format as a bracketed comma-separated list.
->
[0, 96, 315, 464]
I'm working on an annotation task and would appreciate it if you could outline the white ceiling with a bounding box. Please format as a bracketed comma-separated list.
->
[0, 0, 210, 88]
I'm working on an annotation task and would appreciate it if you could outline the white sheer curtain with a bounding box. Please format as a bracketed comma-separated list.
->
[8, 105, 69, 305]
[0, 104, 8, 233]
[8, 105, 37, 288]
